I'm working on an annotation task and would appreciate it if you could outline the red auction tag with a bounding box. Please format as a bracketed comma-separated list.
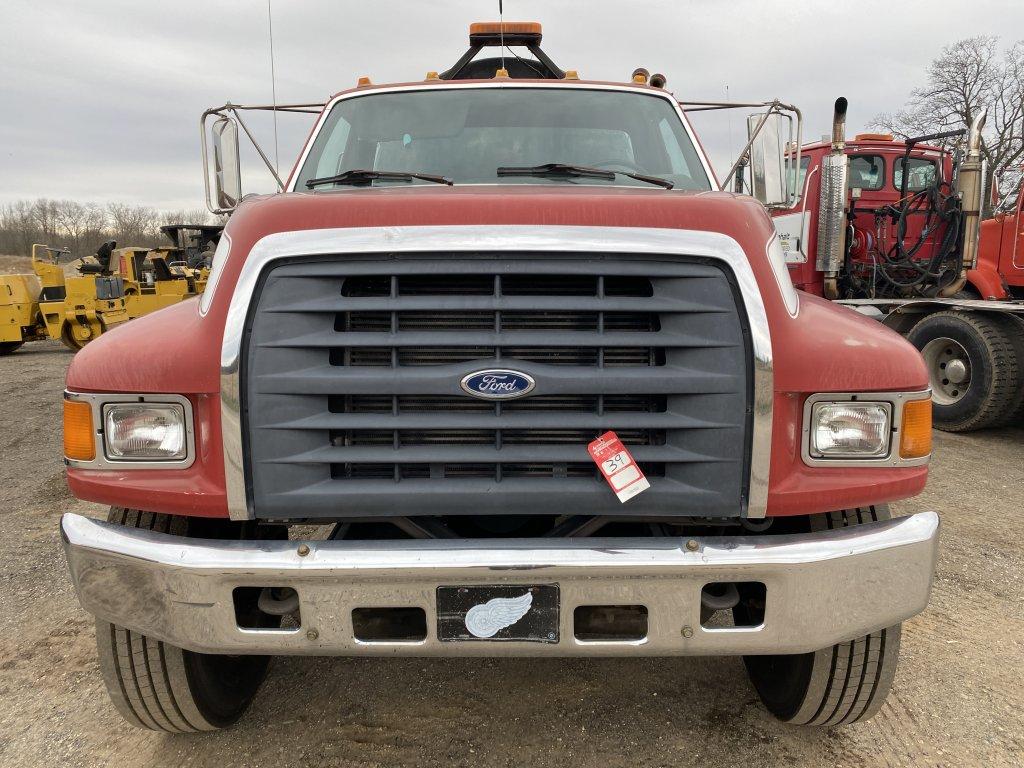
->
[588, 431, 650, 503]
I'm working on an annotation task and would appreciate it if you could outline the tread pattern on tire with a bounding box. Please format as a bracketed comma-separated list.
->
[995, 314, 1024, 425]
[95, 508, 218, 733]
[794, 505, 901, 726]
[909, 310, 1022, 431]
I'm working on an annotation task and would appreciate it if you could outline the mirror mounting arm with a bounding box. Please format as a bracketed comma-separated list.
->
[682, 99, 803, 208]
[200, 101, 326, 215]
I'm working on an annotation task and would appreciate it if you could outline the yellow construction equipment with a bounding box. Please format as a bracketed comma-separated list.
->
[34, 242, 130, 350]
[0, 266, 41, 355]
[108, 225, 218, 318]
[0, 224, 220, 354]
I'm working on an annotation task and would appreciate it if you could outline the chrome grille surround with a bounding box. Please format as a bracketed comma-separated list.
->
[221, 226, 774, 520]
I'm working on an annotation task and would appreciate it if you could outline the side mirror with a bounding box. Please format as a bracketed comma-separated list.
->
[747, 113, 788, 206]
[210, 116, 242, 212]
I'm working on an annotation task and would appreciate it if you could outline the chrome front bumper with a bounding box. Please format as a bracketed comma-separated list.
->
[61, 511, 939, 657]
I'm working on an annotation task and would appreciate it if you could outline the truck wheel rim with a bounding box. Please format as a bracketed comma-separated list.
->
[921, 337, 970, 405]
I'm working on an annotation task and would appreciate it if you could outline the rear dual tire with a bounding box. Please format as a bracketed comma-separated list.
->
[907, 311, 1024, 431]
[741, 506, 902, 726]
[94, 508, 272, 732]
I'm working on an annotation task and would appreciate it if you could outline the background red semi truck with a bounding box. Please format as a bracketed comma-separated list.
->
[59, 23, 939, 733]
[769, 98, 1024, 432]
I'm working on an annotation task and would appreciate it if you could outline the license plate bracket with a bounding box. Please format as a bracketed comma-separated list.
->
[436, 584, 559, 642]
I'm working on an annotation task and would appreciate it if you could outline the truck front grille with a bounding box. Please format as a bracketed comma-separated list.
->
[244, 254, 751, 519]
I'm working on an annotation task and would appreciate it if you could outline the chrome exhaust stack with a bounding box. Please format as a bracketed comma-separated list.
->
[816, 97, 850, 299]
[947, 109, 988, 294]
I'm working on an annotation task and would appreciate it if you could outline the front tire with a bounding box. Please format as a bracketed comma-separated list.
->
[94, 508, 272, 732]
[0, 341, 24, 355]
[740, 506, 902, 726]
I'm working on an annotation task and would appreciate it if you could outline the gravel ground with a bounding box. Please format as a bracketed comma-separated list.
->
[1, 340, 1022, 767]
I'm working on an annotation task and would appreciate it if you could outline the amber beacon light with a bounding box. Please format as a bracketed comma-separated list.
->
[469, 21, 543, 36]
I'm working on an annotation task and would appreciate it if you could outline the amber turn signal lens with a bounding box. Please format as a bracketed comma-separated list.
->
[63, 399, 95, 461]
[899, 399, 932, 459]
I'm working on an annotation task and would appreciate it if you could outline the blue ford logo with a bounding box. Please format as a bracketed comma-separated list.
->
[460, 369, 536, 400]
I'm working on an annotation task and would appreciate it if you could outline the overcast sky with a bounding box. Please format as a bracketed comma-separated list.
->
[3, 0, 1022, 210]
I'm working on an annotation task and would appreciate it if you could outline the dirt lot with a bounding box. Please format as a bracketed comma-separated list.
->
[1, 340, 1022, 768]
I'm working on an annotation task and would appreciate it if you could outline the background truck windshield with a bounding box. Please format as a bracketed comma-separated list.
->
[294, 88, 712, 190]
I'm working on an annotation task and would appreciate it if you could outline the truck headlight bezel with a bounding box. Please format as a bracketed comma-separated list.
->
[64, 392, 195, 470]
[802, 391, 931, 467]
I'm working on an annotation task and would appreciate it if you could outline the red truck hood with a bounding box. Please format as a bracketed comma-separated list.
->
[225, 185, 767, 241]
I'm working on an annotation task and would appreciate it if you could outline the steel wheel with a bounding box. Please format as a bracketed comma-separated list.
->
[921, 336, 971, 405]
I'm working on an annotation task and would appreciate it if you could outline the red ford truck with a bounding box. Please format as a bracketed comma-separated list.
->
[60, 23, 939, 731]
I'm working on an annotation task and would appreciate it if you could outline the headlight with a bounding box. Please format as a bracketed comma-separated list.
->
[809, 401, 891, 458]
[103, 403, 187, 460]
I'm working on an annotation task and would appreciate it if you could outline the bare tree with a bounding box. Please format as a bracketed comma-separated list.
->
[106, 203, 159, 247]
[0, 201, 40, 257]
[159, 208, 216, 228]
[31, 199, 62, 243]
[873, 36, 1024, 201]
[0, 199, 223, 258]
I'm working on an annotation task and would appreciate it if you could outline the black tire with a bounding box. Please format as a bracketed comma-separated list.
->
[94, 508, 273, 732]
[740, 505, 902, 726]
[998, 314, 1024, 425]
[0, 341, 24, 355]
[906, 311, 1021, 432]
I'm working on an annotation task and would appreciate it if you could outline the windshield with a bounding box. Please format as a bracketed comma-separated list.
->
[294, 88, 712, 191]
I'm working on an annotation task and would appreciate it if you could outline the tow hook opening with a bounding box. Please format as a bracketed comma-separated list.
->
[352, 607, 428, 642]
[573, 605, 648, 641]
[233, 586, 302, 631]
[700, 582, 766, 628]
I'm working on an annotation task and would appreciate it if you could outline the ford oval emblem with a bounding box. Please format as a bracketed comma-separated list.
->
[460, 369, 536, 400]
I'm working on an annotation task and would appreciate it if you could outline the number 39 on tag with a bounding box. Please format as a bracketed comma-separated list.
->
[587, 430, 650, 503]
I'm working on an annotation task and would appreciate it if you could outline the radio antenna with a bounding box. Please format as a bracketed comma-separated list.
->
[499, 0, 505, 72]
[267, 0, 281, 182]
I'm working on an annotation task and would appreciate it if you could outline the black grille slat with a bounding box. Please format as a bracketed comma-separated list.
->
[262, 330, 727, 349]
[268, 444, 718, 465]
[256, 365, 737, 395]
[267, 413, 715, 430]
[265, 295, 726, 314]
[245, 254, 750, 519]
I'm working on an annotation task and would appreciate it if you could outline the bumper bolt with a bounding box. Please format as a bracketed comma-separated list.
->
[685, 539, 699, 552]
[297, 544, 310, 557]
[681, 625, 694, 638]
[306, 628, 319, 641]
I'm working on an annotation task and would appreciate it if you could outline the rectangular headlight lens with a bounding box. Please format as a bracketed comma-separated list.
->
[810, 402, 891, 458]
[103, 403, 187, 461]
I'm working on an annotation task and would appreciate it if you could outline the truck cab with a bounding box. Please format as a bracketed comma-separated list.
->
[975, 175, 1024, 299]
[768, 99, 1024, 433]
[773, 133, 956, 298]
[59, 23, 938, 732]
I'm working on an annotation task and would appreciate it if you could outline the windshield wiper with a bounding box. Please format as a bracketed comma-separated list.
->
[306, 169, 453, 188]
[496, 162, 673, 189]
